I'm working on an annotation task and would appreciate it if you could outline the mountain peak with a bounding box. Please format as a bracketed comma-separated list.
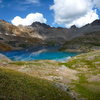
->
[31, 22, 50, 28]
[70, 25, 77, 29]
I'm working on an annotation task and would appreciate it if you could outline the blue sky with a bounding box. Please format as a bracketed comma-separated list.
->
[0, 0, 53, 25]
[0, 0, 100, 27]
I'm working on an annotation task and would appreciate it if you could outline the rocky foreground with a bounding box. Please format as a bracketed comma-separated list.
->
[0, 50, 100, 100]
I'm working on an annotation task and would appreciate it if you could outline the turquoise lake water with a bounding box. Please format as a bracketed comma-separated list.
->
[1, 49, 78, 62]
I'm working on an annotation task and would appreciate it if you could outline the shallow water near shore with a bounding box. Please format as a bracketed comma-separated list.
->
[0, 47, 79, 61]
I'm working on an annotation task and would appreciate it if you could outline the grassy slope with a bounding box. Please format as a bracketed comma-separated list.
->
[60, 50, 100, 100]
[0, 50, 100, 100]
[0, 67, 73, 100]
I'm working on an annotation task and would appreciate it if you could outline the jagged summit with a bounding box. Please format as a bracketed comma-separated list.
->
[70, 25, 78, 29]
[31, 22, 50, 28]
[30, 19, 100, 29]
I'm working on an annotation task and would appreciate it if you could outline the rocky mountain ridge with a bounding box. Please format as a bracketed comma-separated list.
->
[0, 19, 100, 52]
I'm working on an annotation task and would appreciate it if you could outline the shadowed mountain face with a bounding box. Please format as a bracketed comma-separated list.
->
[91, 20, 100, 26]
[0, 20, 100, 52]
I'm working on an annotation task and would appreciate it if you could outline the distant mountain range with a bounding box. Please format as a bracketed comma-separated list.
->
[0, 19, 100, 52]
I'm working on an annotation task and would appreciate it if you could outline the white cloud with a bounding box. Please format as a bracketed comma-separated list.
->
[11, 13, 47, 26]
[66, 10, 99, 28]
[93, 0, 100, 9]
[50, 0, 99, 28]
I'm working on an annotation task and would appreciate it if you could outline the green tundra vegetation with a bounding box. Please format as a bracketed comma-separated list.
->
[60, 50, 100, 100]
[0, 68, 73, 100]
[0, 50, 100, 100]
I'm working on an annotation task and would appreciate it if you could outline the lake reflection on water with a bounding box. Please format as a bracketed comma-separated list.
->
[0, 46, 79, 62]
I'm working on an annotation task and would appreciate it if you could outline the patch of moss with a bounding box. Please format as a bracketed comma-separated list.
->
[74, 83, 100, 100]
[73, 74, 100, 100]
[60, 50, 100, 69]
[9, 61, 42, 66]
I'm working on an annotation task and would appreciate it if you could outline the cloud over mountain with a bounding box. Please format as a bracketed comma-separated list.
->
[51, 0, 99, 28]
[11, 13, 47, 26]
[65, 10, 99, 27]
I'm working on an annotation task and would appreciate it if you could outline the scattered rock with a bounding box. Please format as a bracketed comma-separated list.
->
[55, 83, 69, 92]
[57, 65, 79, 82]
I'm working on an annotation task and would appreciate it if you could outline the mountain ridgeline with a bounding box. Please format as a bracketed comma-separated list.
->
[0, 20, 100, 52]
